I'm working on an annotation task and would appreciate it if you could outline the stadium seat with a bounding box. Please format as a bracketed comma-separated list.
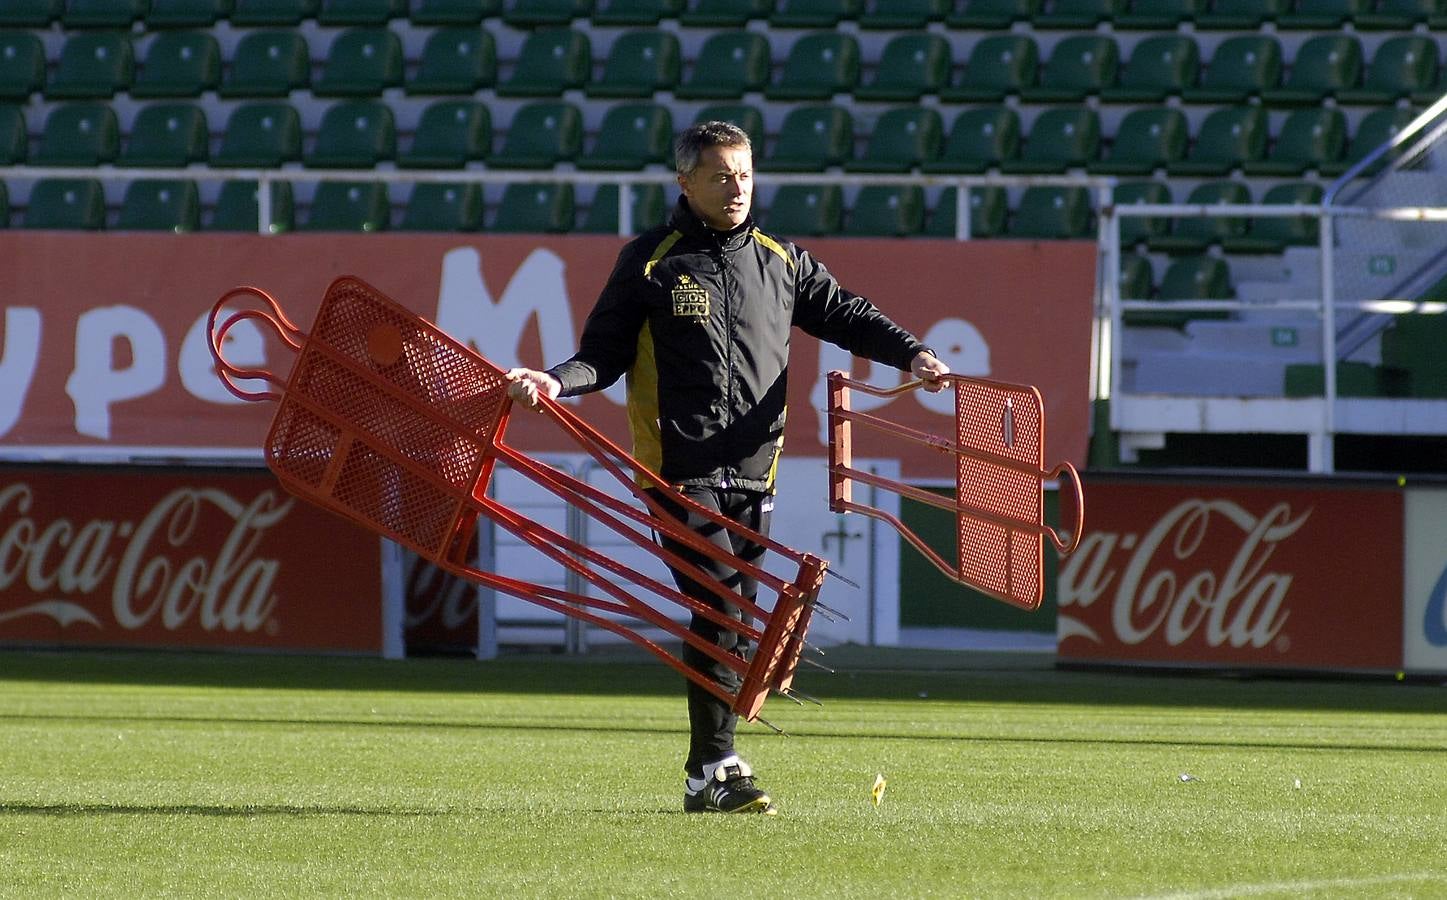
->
[1001, 107, 1100, 174]
[220, 31, 310, 97]
[1277, 0, 1369, 28]
[318, 0, 407, 25]
[33, 103, 119, 166]
[307, 100, 396, 168]
[502, 0, 591, 27]
[766, 33, 859, 101]
[406, 27, 496, 95]
[0, 1, 62, 27]
[63, 0, 146, 27]
[586, 29, 681, 99]
[843, 185, 925, 237]
[47, 32, 134, 99]
[577, 102, 672, 170]
[1089, 107, 1187, 175]
[1148, 180, 1250, 254]
[1184, 35, 1282, 102]
[0, 104, 26, 164]
[1225, 181, 1323, 253]
[1032, 0, 1125, 28]
[1262, 35, 1362, 106]
[591, 0, 684, 25]
[1338, 36, 1439, 104]
[1112, 181, 1172, 248]
[921, 107, 1020, 174]
[213, 102, 302, 167]
[693, 103, 765, 151]
[411, 0, 502, 24]
[769, 0, 861, 27]
[132, 31, 222, 98]
[1244, 108, 1346, 176]
[23, 178, 106, 230]
[490, 101, 583, 169]
[580, 183, 668, 234]
[854, 34, 950, 102]
[1321, 106, 1417, 176]
[675, 32, 770, 100]
[492, 182, 575, 233]
[231, 0, 321, 25]
[116, 179, 200, 232]
[763, 105, 853, 172]
[1114, 0, 1204, 28]
[1102, 35, 1199, 102]
[1119, 253, 1154, 299]
[314, 28, 404, 97]
[925, 186, 1007, 239]
[845, 107, 942, 173]
[1355, 0, 1437, 29]
[1167, 105, 1268, 176]
[209, 179, 294, 233]
[858, 0, 948, 28]
[399, 183, 483, 231]
[679, 0, 770, 26]
[397, 100, 490, 168]
[1194, 0, 1288, 28]
[1022, 35, 1119, 102]
[1143, 255, 1233, 328]
[302, 182, 390, 232]
[497, 28, 591, 98]
[946, 0, 1039, 27]
[1009, 186, 1092, 239]
[940, 35, 1037, 103]
[146, 0, 232, 27]
[764, 184, 842, 237]
[0, 32, 45, 101]
[119, 103, 210, 167]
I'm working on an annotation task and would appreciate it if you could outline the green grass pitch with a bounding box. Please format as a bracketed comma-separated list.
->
[0, 647, 1443, 898]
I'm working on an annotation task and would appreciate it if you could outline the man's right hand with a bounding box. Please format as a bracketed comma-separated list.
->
[505, 368, 562, 411]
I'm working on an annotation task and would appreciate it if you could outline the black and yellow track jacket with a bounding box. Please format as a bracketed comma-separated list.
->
[548, 197, 928, 494]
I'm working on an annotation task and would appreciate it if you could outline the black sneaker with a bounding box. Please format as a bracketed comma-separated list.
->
[683, 760, 777, 815]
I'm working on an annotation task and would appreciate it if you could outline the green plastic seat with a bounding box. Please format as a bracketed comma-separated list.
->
[854, 33, 950, 102]
[1112, 181, 1172, 248]
[0, 32, 45, 101]
[858, 0, 947, 27]
[1262, 35, 1362, 106]
[578, 102, 672, 170]
[119, 103, 209, 167]
[1277, 0, 1369, 28]
[1114, 0, 1204, 28]
[307, 100, 396, 168]
[766, 33, 859, 101]
[0, 104, 26, 164]
[1338, 36, 1438, 104]
[1184, 35, 1282, 102]
[1356, 0, 1437, 29]
[398, 100, 490, 168]
[399, 183, 483, 232]
[1194, 0, 1288, 28]
[843, 186, 924, 238]
[1167, 106, 1268, 176]
[769, 0, 861, 27]
[213, 102, 302, 167]
[33, 103, 119, 165]
[679, 0, 769, 25]
[940, 35, 1038, 103]
[946, 0, 1039, 27]
[145, 0, 232, 27]
[674, 31, 769, 100]
[406, 27, 496, 95]
[1032, 0, 1124, 28]
[0, 0, 62, 26]
[591, 0, 684, 25]
[925, 186, 1007, 239]
[580, 183, 667, 234]
[497, 28, 591, 98]
[1149, 180, 1250, 254]
[314, 27, 403, 97]
[1001, 107, 1100, 174]
[1008, 186, 1092, 240]
[411, 0, 502, 24]
[209, 180, 294, 233]
[116, 179, 200, 232]
[1101, 35, 1199, 102]
[1126, 256, 1232, 328]
[1321, 106, 1417, 176]
[1225, 181, 1323, 254]
[318, 0, 407, 25]
[1090, 108, 1187, 176]
[24, 178, 106, 230]
[220, 31, 310, 97]
[230, 0, 320, 25]
[63, 0, 146, 27]
[692, 103, 765, 152]
[763, 105, 853, 172]
[921, 107, 1020, 174]
[845, 107, 942, 173]
[1022, 35, 1119, 102]
[493, 182, 575, 233]
[502, 0, 591, 27]
[765, 185, 842, 237]
[586, 29, 681, 99]
[1244, 108, 1346, 176]
[1119, 253, 1154, 300]
[490, 101, 583, 169]
[302, 182, 390, 232]
[47, 32, 134, 99]
[132, 32, 221, 98]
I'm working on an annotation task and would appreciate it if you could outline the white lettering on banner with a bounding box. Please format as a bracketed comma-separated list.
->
[0, 307, 42, 439]
[66, 305, 167, 439]
[1059, 499, 1309, 650]
[404, 556, 475, 629]
[0, 483, 293, 634]
[915, 319, 991, 416]
[180, 308, 263, 404]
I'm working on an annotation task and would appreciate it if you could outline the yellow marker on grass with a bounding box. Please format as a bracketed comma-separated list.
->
[871, 773, 887, 808]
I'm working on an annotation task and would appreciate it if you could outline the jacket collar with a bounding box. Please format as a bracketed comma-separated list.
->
[670, 196, 756, 251]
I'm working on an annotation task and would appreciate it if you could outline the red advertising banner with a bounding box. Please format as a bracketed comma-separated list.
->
[1058, 476, 1404, 670]
[0, 464, 383, 652]
[0, 233, 1095, 477]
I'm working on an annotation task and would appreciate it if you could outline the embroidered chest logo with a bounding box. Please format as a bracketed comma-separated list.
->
[670, 273, 710, 318]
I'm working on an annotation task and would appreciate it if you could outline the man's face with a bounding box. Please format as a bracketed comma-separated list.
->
[678, 143, 753, 231]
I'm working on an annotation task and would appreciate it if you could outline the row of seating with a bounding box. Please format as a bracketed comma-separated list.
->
[0, 98, 1414, 179]
[5, 27, 1442, 106]
[10, 0, 1444, 31]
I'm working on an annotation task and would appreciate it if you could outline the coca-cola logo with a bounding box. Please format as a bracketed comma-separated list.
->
[0, 482, 293, 634]
[1059, 499, 1310, 651]
[404, 554, 476, 631]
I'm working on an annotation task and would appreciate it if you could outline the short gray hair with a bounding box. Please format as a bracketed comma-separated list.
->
[674, 121, 752, 177]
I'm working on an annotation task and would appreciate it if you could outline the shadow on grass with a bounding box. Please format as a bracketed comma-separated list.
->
[0, 802, 454, 818]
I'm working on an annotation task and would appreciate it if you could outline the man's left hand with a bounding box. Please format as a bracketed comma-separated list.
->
[911, 351, 950, 393]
